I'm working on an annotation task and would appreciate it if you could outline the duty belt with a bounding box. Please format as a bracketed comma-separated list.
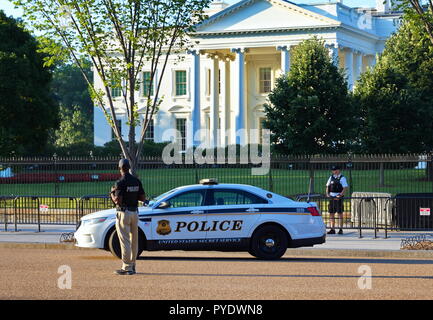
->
[117, 206, 138, 212]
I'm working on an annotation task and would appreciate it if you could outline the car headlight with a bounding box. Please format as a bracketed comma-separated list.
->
[82, 217, 108, 226]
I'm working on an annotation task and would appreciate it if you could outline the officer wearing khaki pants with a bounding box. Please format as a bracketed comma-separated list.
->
[110, 159, 145, 275]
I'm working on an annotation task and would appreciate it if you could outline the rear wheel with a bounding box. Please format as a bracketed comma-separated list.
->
[250, 225, 288, 260]
[108, 229, 144, 259]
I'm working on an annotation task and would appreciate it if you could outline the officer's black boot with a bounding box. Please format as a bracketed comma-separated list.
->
[114, 269, 134, 275]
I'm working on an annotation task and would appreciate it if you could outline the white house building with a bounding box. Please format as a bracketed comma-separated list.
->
[94, 0, 402, 149]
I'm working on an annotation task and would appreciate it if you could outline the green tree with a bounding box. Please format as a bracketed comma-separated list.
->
[392, 0, 433, 46]
[46, 59, 94, 154]
[14, 0, 212, 174]
[380, 17, 433, 101]
[51, 59, 93, 119]
[264, 38, 356, 154]
[53, 105, 92, 148]
[0, 10, 58, 156]
[354, 16, 433, 153]
[354, 65, 430, 153]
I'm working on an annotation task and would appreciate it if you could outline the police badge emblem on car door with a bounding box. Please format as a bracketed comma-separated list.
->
[156, 219, 171, 235]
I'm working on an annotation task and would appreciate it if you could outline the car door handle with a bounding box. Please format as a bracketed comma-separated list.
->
[246, 208, 259, 212]
[191, 210, 204, 214]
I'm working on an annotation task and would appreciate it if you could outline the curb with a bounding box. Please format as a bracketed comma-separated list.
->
[1, 242, 433, 258]
[0, 242, 95, 250]
[287, 248, 433, 259]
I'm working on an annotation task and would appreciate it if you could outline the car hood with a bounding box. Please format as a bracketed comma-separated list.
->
[81, 206, 154, 220]
[81, 208, 116, 220]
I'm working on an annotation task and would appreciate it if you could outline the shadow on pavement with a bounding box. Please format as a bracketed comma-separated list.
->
[137, 255, 433, 265]
[132, 272, 433, 280]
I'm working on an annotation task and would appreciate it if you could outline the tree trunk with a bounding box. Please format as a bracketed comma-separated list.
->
[128, 69, 138, 177]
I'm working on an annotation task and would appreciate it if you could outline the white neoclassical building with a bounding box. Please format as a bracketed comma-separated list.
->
[94, 0, 402, 148]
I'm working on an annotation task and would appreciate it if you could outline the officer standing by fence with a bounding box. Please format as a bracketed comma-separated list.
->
[110, 159, 145, 275]
[325, 165, 348, 235]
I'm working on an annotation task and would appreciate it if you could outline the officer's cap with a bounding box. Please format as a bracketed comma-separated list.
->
[118, 158, 131, 169]
[331, 165, 341, 171]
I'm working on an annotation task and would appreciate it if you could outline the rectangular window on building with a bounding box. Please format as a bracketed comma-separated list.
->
[142, 71, 154, 96]
[144, 119, 154, 142]
[176, 118, 186, 151]
[259, 68, 272, 93]
[111, 119, 122, 140]
[111, 79, 122, 98]
[175, 70, 187, 96]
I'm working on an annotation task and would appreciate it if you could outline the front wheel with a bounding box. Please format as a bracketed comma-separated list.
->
[250, 225, 288, 260]
[108, 229, 144, 259]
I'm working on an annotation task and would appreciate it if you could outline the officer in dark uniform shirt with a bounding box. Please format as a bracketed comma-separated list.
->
[110, 159, 145, 275]
[325, 165, 348, 235]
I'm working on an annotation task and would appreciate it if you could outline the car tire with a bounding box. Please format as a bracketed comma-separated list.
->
[250, 225, 288, 260]
[108, 229, 144, 259]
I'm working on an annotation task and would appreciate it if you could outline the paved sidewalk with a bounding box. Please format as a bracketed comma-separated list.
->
[1, 224, 433, 252]
[0, 224, 74, 244]
[311, 230, 431, 251]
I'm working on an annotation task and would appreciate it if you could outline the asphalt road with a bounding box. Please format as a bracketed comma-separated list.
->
[1, 247, 433, 300]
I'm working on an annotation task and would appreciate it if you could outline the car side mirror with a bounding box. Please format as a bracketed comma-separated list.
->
[157, 201, 170, 209]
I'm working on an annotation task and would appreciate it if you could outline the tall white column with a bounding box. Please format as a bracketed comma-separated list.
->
[325, 43, 339, 66]
[187, 49, 201, 147]
[353, 50, 363, 86]
[231, 48, 247, 145]
[277, 45, 290, 74]
[223, 56, 232, 147]
[369, 54, 377, 68]
[344, 48, 354, 90]
[210, 54, 220, 148]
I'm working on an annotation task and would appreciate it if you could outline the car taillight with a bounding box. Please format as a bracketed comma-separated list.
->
[307, 207, 321, 216]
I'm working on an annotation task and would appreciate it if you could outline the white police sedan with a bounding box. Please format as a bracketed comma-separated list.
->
[74, 179, 326, 260]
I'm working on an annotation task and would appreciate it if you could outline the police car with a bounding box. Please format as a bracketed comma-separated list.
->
[74, 179, 326, 260]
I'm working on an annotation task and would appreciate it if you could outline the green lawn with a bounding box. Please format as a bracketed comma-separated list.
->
[1, 167, 432, 198]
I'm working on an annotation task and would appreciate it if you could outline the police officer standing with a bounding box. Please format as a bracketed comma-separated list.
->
[110, 159, 145, 275]
[325, 165, 348, 235]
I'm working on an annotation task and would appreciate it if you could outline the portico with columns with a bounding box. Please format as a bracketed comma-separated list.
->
[93, 0, 402, 148]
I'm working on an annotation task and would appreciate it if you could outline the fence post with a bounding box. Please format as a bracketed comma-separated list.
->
[194, 161, 199, 184]
[77, 197, 82, 227]
[358, 198, 363, 238]
[268, 157, 274, 192]
[13, 196, 18, 232]
[347, 153, 353, 196]
[430, 153, 433, 192]
[35, 197, 41, 233]
[372, 198, 377, 239]
[308, 159, 315, 195]
[384, 197, 391, 239]
[54, 153, 60, 196]
[4, 199, 7, 232]
[75, 197, 81, 229]
[379, 162, 385, 187]
[1, 198, 6, 232]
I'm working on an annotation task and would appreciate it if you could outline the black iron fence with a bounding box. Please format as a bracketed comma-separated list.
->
[1, 154, 433, 198]
[2, 193, 433, 234]
[0, 195, 114, 231]
[1, 154, 433, 233]
[297, 194, 433, 236]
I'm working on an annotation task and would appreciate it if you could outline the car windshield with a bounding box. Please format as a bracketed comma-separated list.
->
[147, 188, 178, 206]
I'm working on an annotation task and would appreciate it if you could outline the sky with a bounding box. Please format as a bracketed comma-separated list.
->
[0, 0, 379, 19]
